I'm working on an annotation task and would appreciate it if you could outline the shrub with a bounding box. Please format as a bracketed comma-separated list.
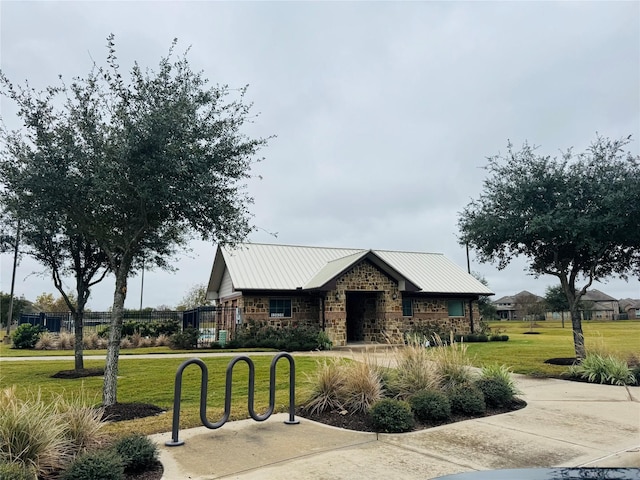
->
[568, 353, 636, 386]
[12, 324, 46, 349]
[113, 434, 158, 473]
[340, 357, 384, 414]
[317, 330, 333, 350]
[304, 358, 346, 415]
[119, 337, 132, 349]
[83, 332, 102, 350]
[0, 461, 37, 480]
[409, 390, 451, 423]
[58, 332, 75, 350]
[391, 339, 441, 399]
[429, 335, 475, 389]
[169, 328, 199, 349]
[447, 384, 486, 415]
[155, 334, 171, 347]
[55, 393, 105, 453]
[62, 451, 123, 480]
[369, 399, 414, 433]
[479, 364, 520, 397]
[34, 332, 56, 350]
[0, 387, 69, 477]
[475, 378, 513, 408]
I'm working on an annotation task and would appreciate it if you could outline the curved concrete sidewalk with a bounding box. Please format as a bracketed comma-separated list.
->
[150, 375, 640, 479]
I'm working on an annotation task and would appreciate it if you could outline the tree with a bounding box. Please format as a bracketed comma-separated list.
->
[544, 285, 569, 328]
[34, 292, 78, 312]
[513, 292, 546, 332]
[0, 292, 29, 327]
[458, 135, 640, 359]
[0, 70, 112, 370]
[177, 283, 211, 311]
[2, 35, 268, 406]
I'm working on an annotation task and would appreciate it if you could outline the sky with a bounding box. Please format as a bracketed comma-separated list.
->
[1, 1, 639, 311]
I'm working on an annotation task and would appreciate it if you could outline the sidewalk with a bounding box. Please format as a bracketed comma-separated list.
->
[150, 374, 640, 479]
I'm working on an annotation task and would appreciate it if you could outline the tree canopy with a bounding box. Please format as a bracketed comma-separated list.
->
[458, 135, 640, 358]
[0, 35, 269, 404]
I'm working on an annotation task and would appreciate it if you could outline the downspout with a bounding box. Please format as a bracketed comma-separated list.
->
[466, 243, 474, 334]
[320, 296, 326, 331]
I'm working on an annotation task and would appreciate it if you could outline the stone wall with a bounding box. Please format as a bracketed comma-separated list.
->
[240, 295, 321, 328]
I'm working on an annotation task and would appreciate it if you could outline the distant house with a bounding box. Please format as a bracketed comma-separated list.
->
[618, 298, 640, 320]
[492, 291, 544, 320]
[576, 289, 620, 321]
[543, 288, 620, 321]
[205, 243, 493, 346]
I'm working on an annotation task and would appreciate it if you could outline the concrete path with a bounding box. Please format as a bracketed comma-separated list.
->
[150, 373, 640, 479]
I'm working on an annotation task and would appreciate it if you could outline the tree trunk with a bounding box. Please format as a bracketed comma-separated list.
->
[73, 310, 84, 370]
[102, 261, 130, 406]
[570, 304, 586, 360]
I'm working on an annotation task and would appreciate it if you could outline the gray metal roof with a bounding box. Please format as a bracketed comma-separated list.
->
[209, 243, 493, 296]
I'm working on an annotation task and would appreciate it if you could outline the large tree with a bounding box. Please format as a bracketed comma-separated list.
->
[0, 78, 111, 368]
[2, 35, 268, 406]
[458, 135, 640, 359]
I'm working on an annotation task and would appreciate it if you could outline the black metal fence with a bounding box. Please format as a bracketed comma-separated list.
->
[18, 306, 240, 344]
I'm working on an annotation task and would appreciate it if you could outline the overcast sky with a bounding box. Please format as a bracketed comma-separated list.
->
[1, 1, 639, 311]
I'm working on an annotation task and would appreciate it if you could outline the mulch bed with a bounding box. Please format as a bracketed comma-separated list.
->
[297, 398, 527, 433]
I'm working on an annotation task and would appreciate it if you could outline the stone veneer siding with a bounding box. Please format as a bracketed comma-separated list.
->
[240, 295, 321, 328]
[228, 259, 476, 346]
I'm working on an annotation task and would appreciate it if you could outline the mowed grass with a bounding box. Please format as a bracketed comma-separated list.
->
[0, 320, 636, 436]
[467, 320, 640, 376]
[0, 355, 318, 437]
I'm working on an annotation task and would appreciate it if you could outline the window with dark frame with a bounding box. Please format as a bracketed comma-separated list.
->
[402, 297, 413, 317]
[448, 300, 465, 317]
[269, 298, 292, 318]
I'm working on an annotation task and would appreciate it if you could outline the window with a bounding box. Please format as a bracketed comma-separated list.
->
[448, 300, 465, 317]
[402, 298, 413, 317]
[269, 299, 291, 318]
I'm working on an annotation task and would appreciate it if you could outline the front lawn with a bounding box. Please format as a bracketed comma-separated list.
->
[467, 320, 639, 376]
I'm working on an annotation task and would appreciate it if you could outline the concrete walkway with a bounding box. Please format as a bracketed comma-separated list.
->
[150, 371, 640, 479]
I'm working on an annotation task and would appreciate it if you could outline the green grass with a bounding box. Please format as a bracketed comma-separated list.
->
[468, 320, 640, 376]
[1, 320, 637, 436]
[0, 355, 318, 437]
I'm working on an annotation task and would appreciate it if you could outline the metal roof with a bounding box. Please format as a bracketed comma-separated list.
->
[209, 243, 493, 296]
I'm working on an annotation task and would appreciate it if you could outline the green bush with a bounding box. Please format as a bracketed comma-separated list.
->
[409, 390, 451, 423]
[475, 377, 513, 408]
[369, 399, 414, 433]
[12, 324, 47, 349]
[62, 451, 123, 480]
[479, 364, 520, 397]
[231, 319, 325, 351]
[447, 384, 486, 415]
[114, 434, 158, 473]
[0, 462, 36, 480]
[568, 353, 636, 386]
[169, 328, 199, 349]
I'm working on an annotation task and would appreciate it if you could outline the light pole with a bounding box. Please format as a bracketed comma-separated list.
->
[5, 220, 20, 341]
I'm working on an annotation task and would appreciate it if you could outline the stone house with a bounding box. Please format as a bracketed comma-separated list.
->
[205, 243, 493, 346]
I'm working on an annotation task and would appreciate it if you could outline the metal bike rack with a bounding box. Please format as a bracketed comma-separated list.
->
[165, 353, 299, 447]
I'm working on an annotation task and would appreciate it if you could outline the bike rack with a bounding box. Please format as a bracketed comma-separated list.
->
[165, 353, 299, 447]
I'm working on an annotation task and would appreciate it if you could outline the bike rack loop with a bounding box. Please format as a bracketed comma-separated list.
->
[165, 353, 299, 447]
